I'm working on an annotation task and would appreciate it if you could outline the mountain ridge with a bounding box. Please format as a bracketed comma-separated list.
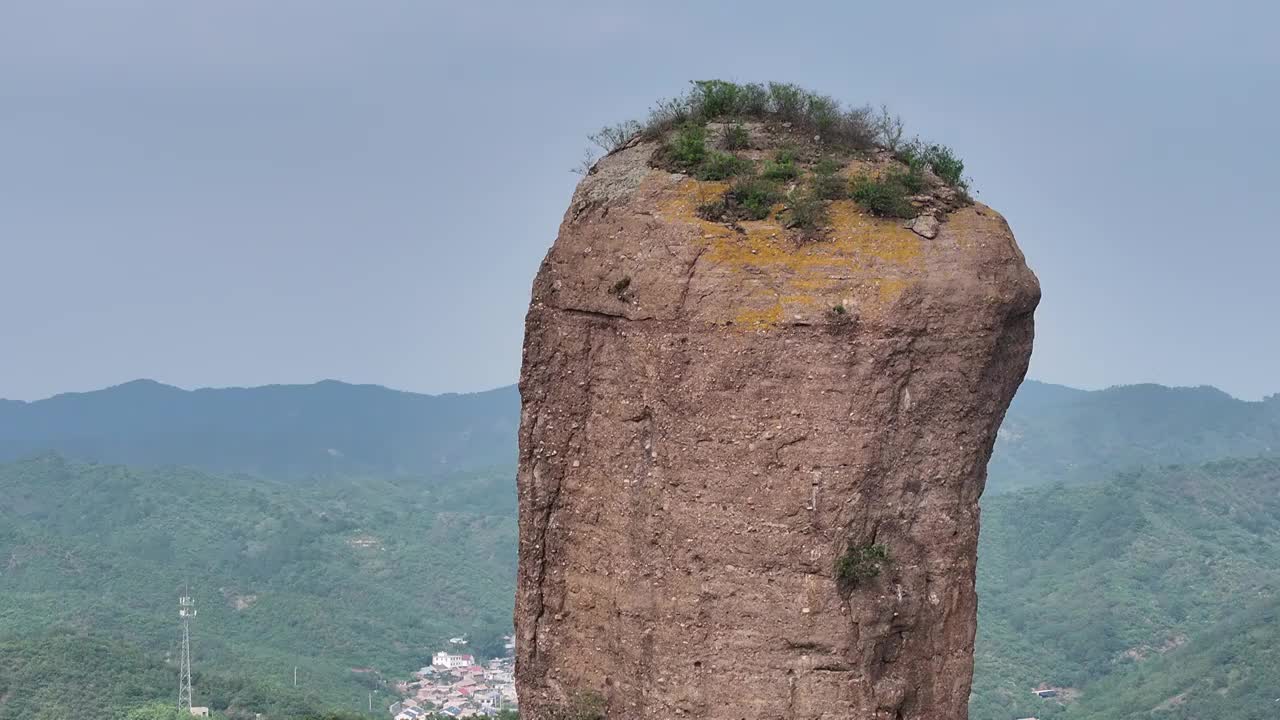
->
[6, 378, 1277, 493]
[992, 380, 1280, 491]
[6, 377, 1275, 406]
[0, 377, 514, 405]
[0, 379, 519, 481]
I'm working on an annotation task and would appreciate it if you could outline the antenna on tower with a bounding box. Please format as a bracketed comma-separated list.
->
[178, 590, 197, 713]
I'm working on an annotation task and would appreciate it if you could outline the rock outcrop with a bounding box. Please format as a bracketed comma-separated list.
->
[515, 121, 1038, 719]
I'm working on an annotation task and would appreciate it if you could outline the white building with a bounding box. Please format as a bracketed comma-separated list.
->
[395, 707, 424, 720]
[433, 650, 476, 669]
[473, 689, 501, 710]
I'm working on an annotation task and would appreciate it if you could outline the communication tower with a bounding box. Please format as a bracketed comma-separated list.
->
[178, 593, 197, 712]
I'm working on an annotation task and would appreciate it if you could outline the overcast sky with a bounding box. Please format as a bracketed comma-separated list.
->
[2, 0, 1277, 402]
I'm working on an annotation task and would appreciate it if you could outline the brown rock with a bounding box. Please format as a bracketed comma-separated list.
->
[515, 136, 1038, 719]
[906, 213, 941, 239]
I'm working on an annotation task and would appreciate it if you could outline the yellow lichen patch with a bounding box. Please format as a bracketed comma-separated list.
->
[780, 293, 819, 307]
[658, 178, 734, 239]
[825, 201, 923, 265]
[840, 157, 880, 178]
[788, 277, 830, 292]
[734, 302, 783, 331]
[656, 176, 927, 329]
[692, 201, 925, 274]
[705, 223, 793, 267]
[874, 277, 912, 304]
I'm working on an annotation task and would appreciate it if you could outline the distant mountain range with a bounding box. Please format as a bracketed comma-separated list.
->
[3, 377, 1280, 718]
[991, 381, 1280, 492]
[0, 379, 518, 481]
[3, 378, 1276, 492]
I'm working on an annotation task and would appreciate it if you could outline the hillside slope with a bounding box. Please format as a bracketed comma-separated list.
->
[0, 632, 346, 720]
[0, 454, 516, 718]
[6, 379, 1280, 718]
[971, 456, 1280, 719]
[988, 381, 1280, 492]
[0, 380, 518, 480]
[1064, 595, 1280, 720]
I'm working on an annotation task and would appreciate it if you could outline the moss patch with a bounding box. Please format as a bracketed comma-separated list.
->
[836, 542, 890, 592]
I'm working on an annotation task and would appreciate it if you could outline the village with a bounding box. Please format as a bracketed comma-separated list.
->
[390, 637, 517, 719]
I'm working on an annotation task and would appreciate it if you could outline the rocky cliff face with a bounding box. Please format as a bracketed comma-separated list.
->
[515, 123, 1038, 719]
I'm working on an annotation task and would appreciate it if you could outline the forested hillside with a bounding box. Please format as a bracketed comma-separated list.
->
[0, 633, 337, 720]
[971, 457, 1280, 719]
[4, 380, 1280, 718]
[0, 380, 517, 480]
[1064, 595, 1280, 719]
[9, 456, 1278, 719]
[0, 455, 516, 719]
[989, 381, 1280, 492]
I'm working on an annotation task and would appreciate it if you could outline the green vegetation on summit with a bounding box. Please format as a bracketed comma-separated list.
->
[579, 80, 972, 241]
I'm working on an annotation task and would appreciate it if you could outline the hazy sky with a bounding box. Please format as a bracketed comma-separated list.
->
[2, 1, 1277, 401]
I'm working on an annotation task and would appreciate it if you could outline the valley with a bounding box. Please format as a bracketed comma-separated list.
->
[1, 380, 1278, 718]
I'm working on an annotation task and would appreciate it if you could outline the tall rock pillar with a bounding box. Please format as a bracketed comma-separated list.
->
[515, 126, 1038, 719]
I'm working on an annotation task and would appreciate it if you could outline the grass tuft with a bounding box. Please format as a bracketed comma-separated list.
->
[722, 123, 750, 150]
[851, 171, 919, 219]
[812, 157, 847, 200]
[781, 191, 828, 237]
[898, 141, 967, 189]
[667, 123, 708, 170]
[836, 542, 889, 591]
[760, 149, 801, 181]
[609, 276, 631, 298]
[696, 151, 753, 181]
[730, 176, 783, 220]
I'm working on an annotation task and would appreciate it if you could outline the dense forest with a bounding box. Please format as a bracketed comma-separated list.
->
[0, 455, 516, 719]
[971, 457, 1280, 719]
[2, 380, 1278, 718]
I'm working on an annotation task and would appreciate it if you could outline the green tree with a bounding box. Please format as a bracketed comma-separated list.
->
[125, 702, 182, 720]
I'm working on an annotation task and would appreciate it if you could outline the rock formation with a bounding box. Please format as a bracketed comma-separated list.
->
[515, 112, 1038, 719]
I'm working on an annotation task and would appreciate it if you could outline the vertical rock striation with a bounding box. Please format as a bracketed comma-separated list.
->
[516, 129, 1038, 719]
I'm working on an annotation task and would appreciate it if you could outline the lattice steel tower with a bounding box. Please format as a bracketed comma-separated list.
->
[178, 593, 197, 712]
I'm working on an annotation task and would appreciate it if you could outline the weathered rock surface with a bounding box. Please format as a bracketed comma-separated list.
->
[906, 213, 940, 239]
[515, 138, 1039, 719]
